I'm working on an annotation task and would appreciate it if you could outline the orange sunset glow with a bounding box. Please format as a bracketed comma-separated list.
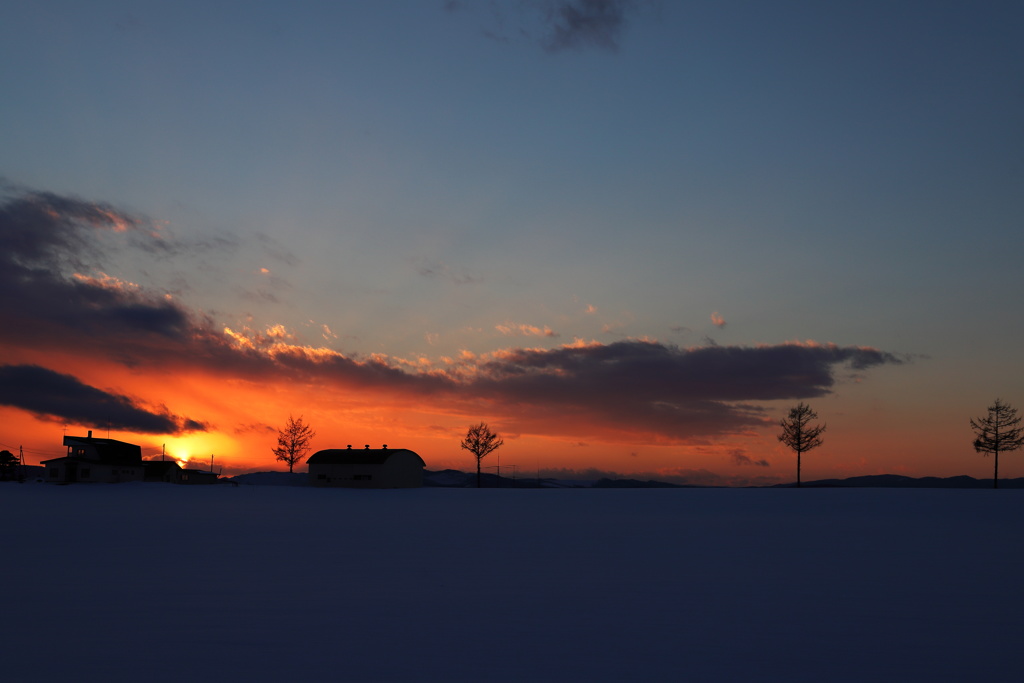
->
[3, 2, 1024, 486]
[0, 190, 1017, 486]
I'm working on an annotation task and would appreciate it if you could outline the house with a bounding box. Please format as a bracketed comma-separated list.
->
[43, 432, 221, 485]
[307, 445, 425, 488]
[43, 431, 145, 483]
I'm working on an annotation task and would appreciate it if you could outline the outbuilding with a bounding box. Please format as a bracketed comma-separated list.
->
[307, 445, 425, 488]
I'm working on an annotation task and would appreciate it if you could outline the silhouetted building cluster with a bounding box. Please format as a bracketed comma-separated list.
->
[42, 431, 219, 485]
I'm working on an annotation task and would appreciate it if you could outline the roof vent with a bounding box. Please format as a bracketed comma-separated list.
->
[382, 444, 388, 450]
[347, 445, 352, 449]
[365, 444, 370, 449]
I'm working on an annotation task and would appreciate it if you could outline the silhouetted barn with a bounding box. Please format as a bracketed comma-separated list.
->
[307, 445, 424, 488]
[42, 431, 144, 483]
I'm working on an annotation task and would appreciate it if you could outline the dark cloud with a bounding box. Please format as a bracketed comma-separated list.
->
[0, 188, 149, 271]
[459, 0, 645, 53]
[460, 340, 904, 440]
[540, 0, 639, 52]
[0, 365, 206, 435]
[0, 189, 205, 356]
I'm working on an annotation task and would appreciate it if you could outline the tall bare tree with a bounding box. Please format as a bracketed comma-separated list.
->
[778, 402, 826, 487]
[273, 415, 316, 473]
[971, 398, 1024, 489]
[461, 422, 503, 488]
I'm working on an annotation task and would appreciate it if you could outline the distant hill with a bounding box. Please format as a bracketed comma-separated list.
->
[591, 478, 691, 488]
[423, 469, 586, 488]
[222, 469, 1024, 489]
[774, 474, 1024, 489]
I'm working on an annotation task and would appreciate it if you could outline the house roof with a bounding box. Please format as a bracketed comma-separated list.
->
[307, 447, 424, 467]
[63, 434, 142, 464]
[64, 435, 139, 449]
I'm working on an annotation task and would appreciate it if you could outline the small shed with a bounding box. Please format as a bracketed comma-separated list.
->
[180, 468, 220, 485]
[307, 445, 425, 488]
[143, 460, 183, 484]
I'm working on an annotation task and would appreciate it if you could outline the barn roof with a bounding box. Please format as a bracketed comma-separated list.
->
[307, 447, 424, 466]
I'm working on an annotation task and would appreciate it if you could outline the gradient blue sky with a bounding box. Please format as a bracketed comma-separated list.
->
[2, 1, 1023, 482]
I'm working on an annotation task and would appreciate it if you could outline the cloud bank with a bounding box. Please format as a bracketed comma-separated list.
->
[0, 187, 907, 442]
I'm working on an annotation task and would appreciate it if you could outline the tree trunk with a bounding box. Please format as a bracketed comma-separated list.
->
[477, 458, 481, 488]
[797, 450, 801, 488]
[994, 449, 999, 489]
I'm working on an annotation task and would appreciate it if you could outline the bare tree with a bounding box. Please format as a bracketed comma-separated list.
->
[461, 422, 503, 488]
[778, 402, 826, 487]
[0, 450, 17, 481]
[272, 415, 316, 473]
[971, 398, 1024, 489]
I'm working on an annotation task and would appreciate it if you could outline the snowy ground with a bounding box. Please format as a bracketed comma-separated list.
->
[6, 482, 1023, 682]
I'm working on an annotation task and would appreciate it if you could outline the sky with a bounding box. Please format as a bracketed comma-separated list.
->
[2, 0, 1023, 484]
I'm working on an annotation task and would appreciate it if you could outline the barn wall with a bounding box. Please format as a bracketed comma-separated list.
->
[308, 454, 423, 488]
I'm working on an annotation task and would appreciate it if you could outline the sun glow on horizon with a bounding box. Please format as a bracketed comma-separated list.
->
[157, 432, 238, 472]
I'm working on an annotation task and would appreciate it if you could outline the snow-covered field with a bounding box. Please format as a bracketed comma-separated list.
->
[6, 482, 1023, 682]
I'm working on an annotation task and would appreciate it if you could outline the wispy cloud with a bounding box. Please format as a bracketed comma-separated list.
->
[730, 450, 770, 467]
[711, 312, 726, 328]
[234, 422, 277, 435]
[0, 364, 206, 434]
[416, 259, 481, 285]
[255, 233, 299, 267]
[495, 322, 559, 338]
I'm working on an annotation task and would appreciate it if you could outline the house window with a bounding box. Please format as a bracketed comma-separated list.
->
[75, 448, 85, 457]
